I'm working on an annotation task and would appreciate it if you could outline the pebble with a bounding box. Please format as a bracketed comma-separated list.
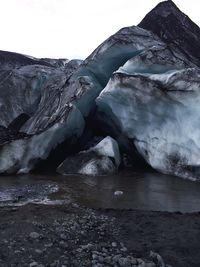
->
[118, 257, 132, 267]
[29, 262, 38, 267]
[0, 206, 171, 267]
[120, 247, 128, 252]
[114, 191, 123, 196]
[44, 243, 53, 248]
[92, 254, 98, 260]
[82, 243, 94, 250]
[113, 254, 122, 263]
[104, 256, 111, 264]
[59, 240, 68, 248]
[29, 232, 40, 239]
[14, 250, 21, 254]
[102, 247, 108, 253]
[112, 242, 117, 247]
[137, 258, 145, 265]
[35, 249, 43, 255]
[97, 255, 104, 263]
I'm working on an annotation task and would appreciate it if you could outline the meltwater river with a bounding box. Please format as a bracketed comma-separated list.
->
[0, 170, 200, 213]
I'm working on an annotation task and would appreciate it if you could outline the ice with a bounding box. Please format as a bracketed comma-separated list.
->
[69, 75, 102, 118]
[0, 65, 66, 128]
[114, 191, 123, 196]
[93, 136, 121, 167]
[78, 157, 116, 176]
[57, 136, 121, 176]
[0, 1, 200, 178]
[77, 26, 165, 87]
[0, 105, 85, 174]
[97, 50, 200, 180]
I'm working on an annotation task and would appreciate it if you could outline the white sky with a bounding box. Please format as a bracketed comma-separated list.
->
[0, 0, 199, 60]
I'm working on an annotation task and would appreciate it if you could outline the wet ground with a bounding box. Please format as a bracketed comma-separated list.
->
[1, 170, 200, 266]
[0, 170, 200, 212]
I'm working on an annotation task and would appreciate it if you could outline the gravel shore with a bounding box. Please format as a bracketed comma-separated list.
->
[0, 204, 199, 267]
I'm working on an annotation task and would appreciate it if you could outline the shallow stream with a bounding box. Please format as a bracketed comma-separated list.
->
[0, 170, 200, 212]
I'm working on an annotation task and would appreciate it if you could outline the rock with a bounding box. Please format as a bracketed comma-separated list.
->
[97, 255, 104, 263]
[59, 240, 68, 248]
[118, 257, 132, 267]
[150, 251, 165, 267]
[29, 232, 40, 239]
[44, 243, 53, 248]
[92, 254, 98, 260]
[139, 0, 200, 67]
[29, 262, 38, 267]
[14, 250, 21, 254]
[57, 136, 120, 176]
[112, 254, 121, 263]
[114, 191, 124, 196]
[60, 233, 68, 240]
[137, 258, 145, 265]
[35, 249, 43, 255]
[102, 247, 108, 253]
[111, 242, 117, 248]
[120, 247, 128, 252]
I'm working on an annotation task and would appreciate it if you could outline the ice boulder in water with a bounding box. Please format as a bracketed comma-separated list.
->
[57, 136, 120, 176]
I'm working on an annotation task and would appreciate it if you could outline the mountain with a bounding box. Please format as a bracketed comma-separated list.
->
[139, 0, 200, 67]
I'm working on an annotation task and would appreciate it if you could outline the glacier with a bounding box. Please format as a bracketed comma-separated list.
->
[0, 0, 200, 179]
[97, 63, 200, 179]
[0, 104, 84, 174]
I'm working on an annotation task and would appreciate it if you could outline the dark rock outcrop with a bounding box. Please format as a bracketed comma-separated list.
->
[139, 0, 200, 67]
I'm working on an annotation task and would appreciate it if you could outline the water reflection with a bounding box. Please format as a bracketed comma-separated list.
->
[0, 170, 200, 212]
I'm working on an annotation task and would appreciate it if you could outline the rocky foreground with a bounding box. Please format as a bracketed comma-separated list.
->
[0, 204, 200, 267]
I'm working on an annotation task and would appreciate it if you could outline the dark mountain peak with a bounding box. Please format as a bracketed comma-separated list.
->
[149, 0, 180, 15]
[153, 1, 178, 9]
[141, 0, 185, 28]
[139, 0, 197, 31]
[138, 0, 200, 66]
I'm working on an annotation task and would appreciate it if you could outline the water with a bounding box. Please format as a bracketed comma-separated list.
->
[0, 170, 200, 212]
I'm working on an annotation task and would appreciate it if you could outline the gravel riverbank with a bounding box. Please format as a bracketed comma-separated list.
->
[0, 204, 199, 267]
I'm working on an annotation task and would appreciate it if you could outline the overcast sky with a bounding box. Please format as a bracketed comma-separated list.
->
[0, 0, 199, 59]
